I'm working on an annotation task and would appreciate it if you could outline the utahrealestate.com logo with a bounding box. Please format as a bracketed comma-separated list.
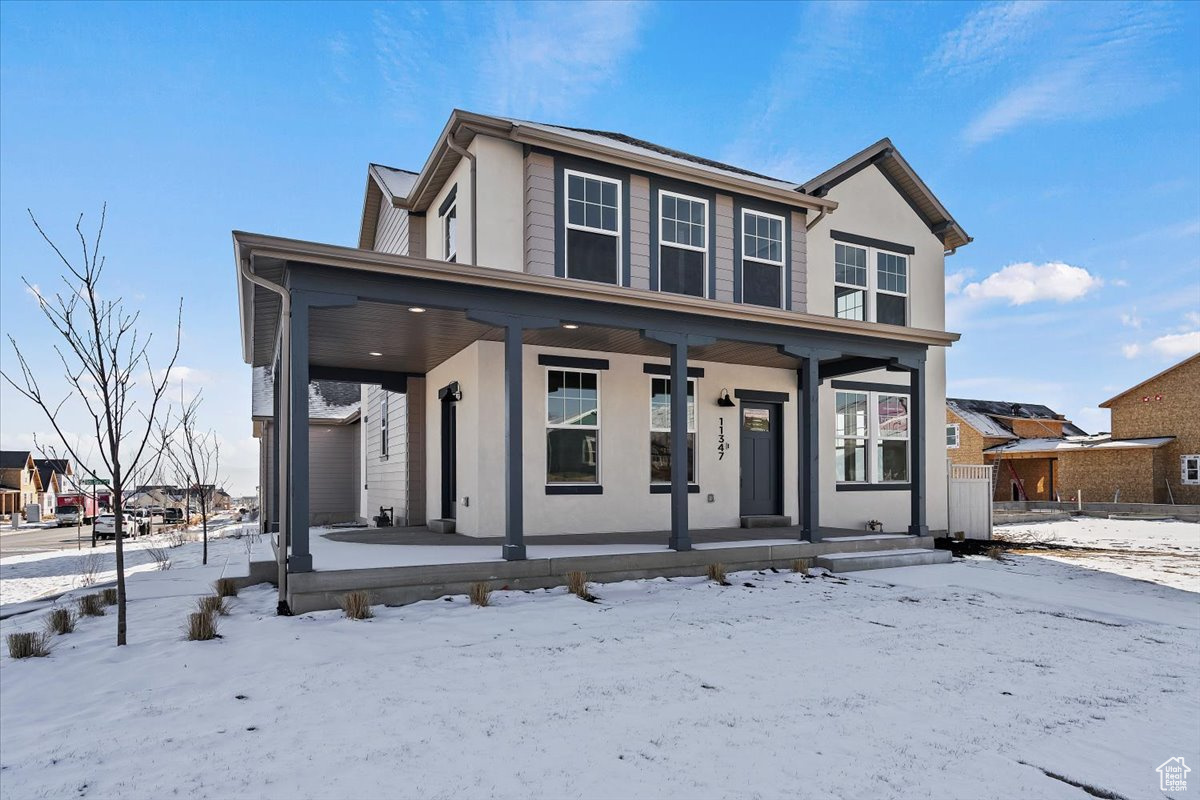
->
[1158, 758, 1191, 793]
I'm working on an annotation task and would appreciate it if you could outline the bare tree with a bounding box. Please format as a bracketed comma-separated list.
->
[161, 387, 223, 565]
[2, 206, 181, 646]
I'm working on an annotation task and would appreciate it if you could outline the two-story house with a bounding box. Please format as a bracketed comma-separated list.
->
[0, 451, 43, 519]
[234, 110, 969, 588]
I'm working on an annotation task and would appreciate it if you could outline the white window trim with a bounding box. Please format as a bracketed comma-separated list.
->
[379, 391, 389, 461]
[649, 376, 698, 484]
[563, 169, 622, 284]
[1182, 455, 1200, 486]
[835, 390, 911, 484]
[545, 367, 601, 486]
[740, 208, 786, 308]
[833, 242, 910, 325]
[657, 190, 708, 297]
[946, 423, 960, 449]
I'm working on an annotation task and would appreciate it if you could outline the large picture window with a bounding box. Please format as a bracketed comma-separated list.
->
[649, 377, 696, 484]
[546, 369, 600, 484]
[833, 240, 908, 326]
[565, 170, 621, 285]
[659, 192, 707, 298]
[741, 209, 784, 308]
[835, 390, 910, 483]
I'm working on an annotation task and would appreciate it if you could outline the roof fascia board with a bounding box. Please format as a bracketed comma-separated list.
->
[357, 174, 384, 250]
[234, 230, 958, 352]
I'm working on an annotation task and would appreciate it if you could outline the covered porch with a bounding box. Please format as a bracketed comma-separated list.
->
[235, 232, 954, 611]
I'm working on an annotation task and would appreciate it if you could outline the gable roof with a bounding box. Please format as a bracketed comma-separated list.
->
[358, 164, 420, 249]
[800, 138, 971, 252]
[33, 459, 70, 492]
[1099, 352, 1200, 408]
[0, 451, 34, 470]
[947, 398, 1088, 439]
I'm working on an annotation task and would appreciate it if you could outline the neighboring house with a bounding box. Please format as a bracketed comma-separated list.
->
[235, 109, 970, 574]
[33, 458, 71, 518]
[946, 398, 1088, 501]
[0, 451, 43, 517]
[252, 366, 361, 526]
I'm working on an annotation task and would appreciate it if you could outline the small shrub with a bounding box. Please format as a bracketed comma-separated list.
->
[197, 595, 229, 617]
[214, 578, 238, 598]
[706, 563, 730, 585]
[78, 553, 102, 587]
[46, 607, 75, 635]
[469, 582, 491, 607]
[339, 590, 374, 620]
[7, 631, 50, 659]
[186, 611, 218, 641]
[167, 530, 188, 548]
[144, 545, 171, 571]
[77, 593, 105, 617]
[565, 571, 597, 602]
[985, 545, 1005, 561]
[100, 587, 118, 606]
[791, 559, 806, 573]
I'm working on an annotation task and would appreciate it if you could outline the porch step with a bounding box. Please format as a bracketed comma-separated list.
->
[740, 515, 793, 529]
[428, 519, 457, 534]
[815, 548, 952, 573]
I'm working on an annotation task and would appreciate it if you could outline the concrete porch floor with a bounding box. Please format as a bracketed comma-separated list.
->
[324, 524, 903, 547]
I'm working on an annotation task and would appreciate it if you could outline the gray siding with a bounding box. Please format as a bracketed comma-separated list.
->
[374, 195, 409, 255]
[715, 194, 735, 302]
[364, 382, 426, 525]
[309, 422, 360, 525]
[628, 175, 651, 290]
[524, 152, 555, 276]
[790, 210, 807, 312]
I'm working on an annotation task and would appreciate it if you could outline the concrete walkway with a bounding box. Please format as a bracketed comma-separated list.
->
[324, 524, 901, 547]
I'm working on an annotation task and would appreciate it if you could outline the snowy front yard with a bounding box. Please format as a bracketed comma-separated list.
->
[2, 519, 1198, 800]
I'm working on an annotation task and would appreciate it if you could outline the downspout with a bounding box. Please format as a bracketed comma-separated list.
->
[445, 133, 477, 265]
[805, 206, 830, 232]
[238, 256, 291, 615]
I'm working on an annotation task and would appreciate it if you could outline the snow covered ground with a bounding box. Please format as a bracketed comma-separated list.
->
[1, 521, 1197, 799]
[994, 517, 1200, 592]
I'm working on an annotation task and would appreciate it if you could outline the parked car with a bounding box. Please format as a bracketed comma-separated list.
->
[93, 513, 149, 540]
[162, 508, 184, 523]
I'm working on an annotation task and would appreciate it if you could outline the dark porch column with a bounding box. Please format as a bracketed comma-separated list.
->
[906, 355, 928, 536]
[502, 322, 526, 561]
[287, 293, 312, 573]
[799, 356, 821, 542]
[668, 336, 691, 552]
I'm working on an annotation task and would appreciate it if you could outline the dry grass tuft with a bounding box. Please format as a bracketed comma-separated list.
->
[197, 595, 229, 617]
[985, 545, 1005, 561]
[791, 559, 807, 573]
[469, 582, 491, 607]
[186, 611, 219, 641]
[706, 562, 730, 585]
[339, 590, 374, 620]
[144, 545, 171, 570]
[100, 587, 118, 606]
[46, 607, 75, 635]
[214, 578, 238, 598]
[565, 571, 598, 602]
[77, 593, 105, 617]
[7, 631, 50, 659]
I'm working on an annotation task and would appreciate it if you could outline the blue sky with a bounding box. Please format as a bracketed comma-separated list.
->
[2, 1, 1198, 494]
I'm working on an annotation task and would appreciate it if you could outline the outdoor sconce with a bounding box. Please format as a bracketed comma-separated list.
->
[717, 389, 735, 407]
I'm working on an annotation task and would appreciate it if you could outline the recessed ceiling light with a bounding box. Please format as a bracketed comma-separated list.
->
[408, 307, 426, 313]
[562, 323, 579, 330]
[369, 352, 383, 357]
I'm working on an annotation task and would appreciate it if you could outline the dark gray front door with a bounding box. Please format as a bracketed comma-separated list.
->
[740, 402, 781, 516]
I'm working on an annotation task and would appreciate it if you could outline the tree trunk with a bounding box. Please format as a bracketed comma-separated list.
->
[112, 471, 127, 646]
[201, 500, 208, 566]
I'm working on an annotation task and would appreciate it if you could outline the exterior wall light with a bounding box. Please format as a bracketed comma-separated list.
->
[369, 351, 383, 357]
[717, 389, 735, 407]
[408, 307, 426, 313]
[562, 323, 579, 330]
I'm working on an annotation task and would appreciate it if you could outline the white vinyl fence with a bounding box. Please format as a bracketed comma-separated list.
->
[948, 463, 993, 540]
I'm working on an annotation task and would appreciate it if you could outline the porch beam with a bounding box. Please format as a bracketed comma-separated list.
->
[287, 291, 313, 573]
[905, 355, 928, 536]
[308, 364, 419, 393]
[818, 356, 897, 380]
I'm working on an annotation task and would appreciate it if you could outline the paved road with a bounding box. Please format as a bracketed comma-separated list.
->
[0, 522, 171, 558]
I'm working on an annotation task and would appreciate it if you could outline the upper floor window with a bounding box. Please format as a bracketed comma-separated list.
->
[565, 170, 621, 285]
[546, 369, 600, 484]
[443, 203, 457, 263]
[946, 423, 960, 449]
[834, 241, 908, 326]
[659, 192, 706, 298]
[742, 210, 784, 308]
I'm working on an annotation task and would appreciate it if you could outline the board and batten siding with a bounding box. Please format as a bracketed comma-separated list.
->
[374, 194, 427, 257]
[309, 422, 360, 525]
[628, 174, 651, 290]
[714, 195, 735, 302]
[364, 382, 426, 525]
[524, 152, 555, 277]
[789, 209, 807, 312]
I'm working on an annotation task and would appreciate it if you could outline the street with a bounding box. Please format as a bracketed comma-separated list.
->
[0, 524, 99, 557]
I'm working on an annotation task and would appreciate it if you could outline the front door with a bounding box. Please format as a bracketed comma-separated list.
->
[740, 402, 781, 516]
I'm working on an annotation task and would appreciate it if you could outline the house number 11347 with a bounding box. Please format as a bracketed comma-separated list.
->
[718, 416, 728, 460]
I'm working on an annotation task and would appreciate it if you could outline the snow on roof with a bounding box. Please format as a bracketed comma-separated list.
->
[370, 164, 418, 201]
[984, 435, 1174, 455]
[503, 117, 802, 193]
[946, 401, 1016, 439]
[251, 367, 360, 422]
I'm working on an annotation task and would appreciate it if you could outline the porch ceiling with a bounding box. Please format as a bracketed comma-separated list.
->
[308, 302, 799, 375]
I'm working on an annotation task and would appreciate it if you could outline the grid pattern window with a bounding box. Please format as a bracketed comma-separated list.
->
[835, 391, 868, 482]
[546, 369, 600, 484]
[443, 204, 457, 263]
[742, 210, 784, 308]
[659, 192, 707, 298]
[649, 378, 697, 484]
[875, 394, 909, 482]
[565, 171, 621, 285]
[380, 392, 389, 460]
[1183, 455, 1200, 486]
[834, 243, 867, 321]
[946, 423, 960, 449]
[876, 251, 908, 326]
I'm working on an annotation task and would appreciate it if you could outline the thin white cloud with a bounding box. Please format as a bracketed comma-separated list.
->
[1120, 309, 1142, 329]
[483, 1, 647, 117]
[929, 1, 1050, 76]
[962, 261, 1103, 305]
[1150, 331, 1200, 359]
[1184, 311, 1200, 329]
[1121, 343, 1142, 359]
[945, 271, 969, 295]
